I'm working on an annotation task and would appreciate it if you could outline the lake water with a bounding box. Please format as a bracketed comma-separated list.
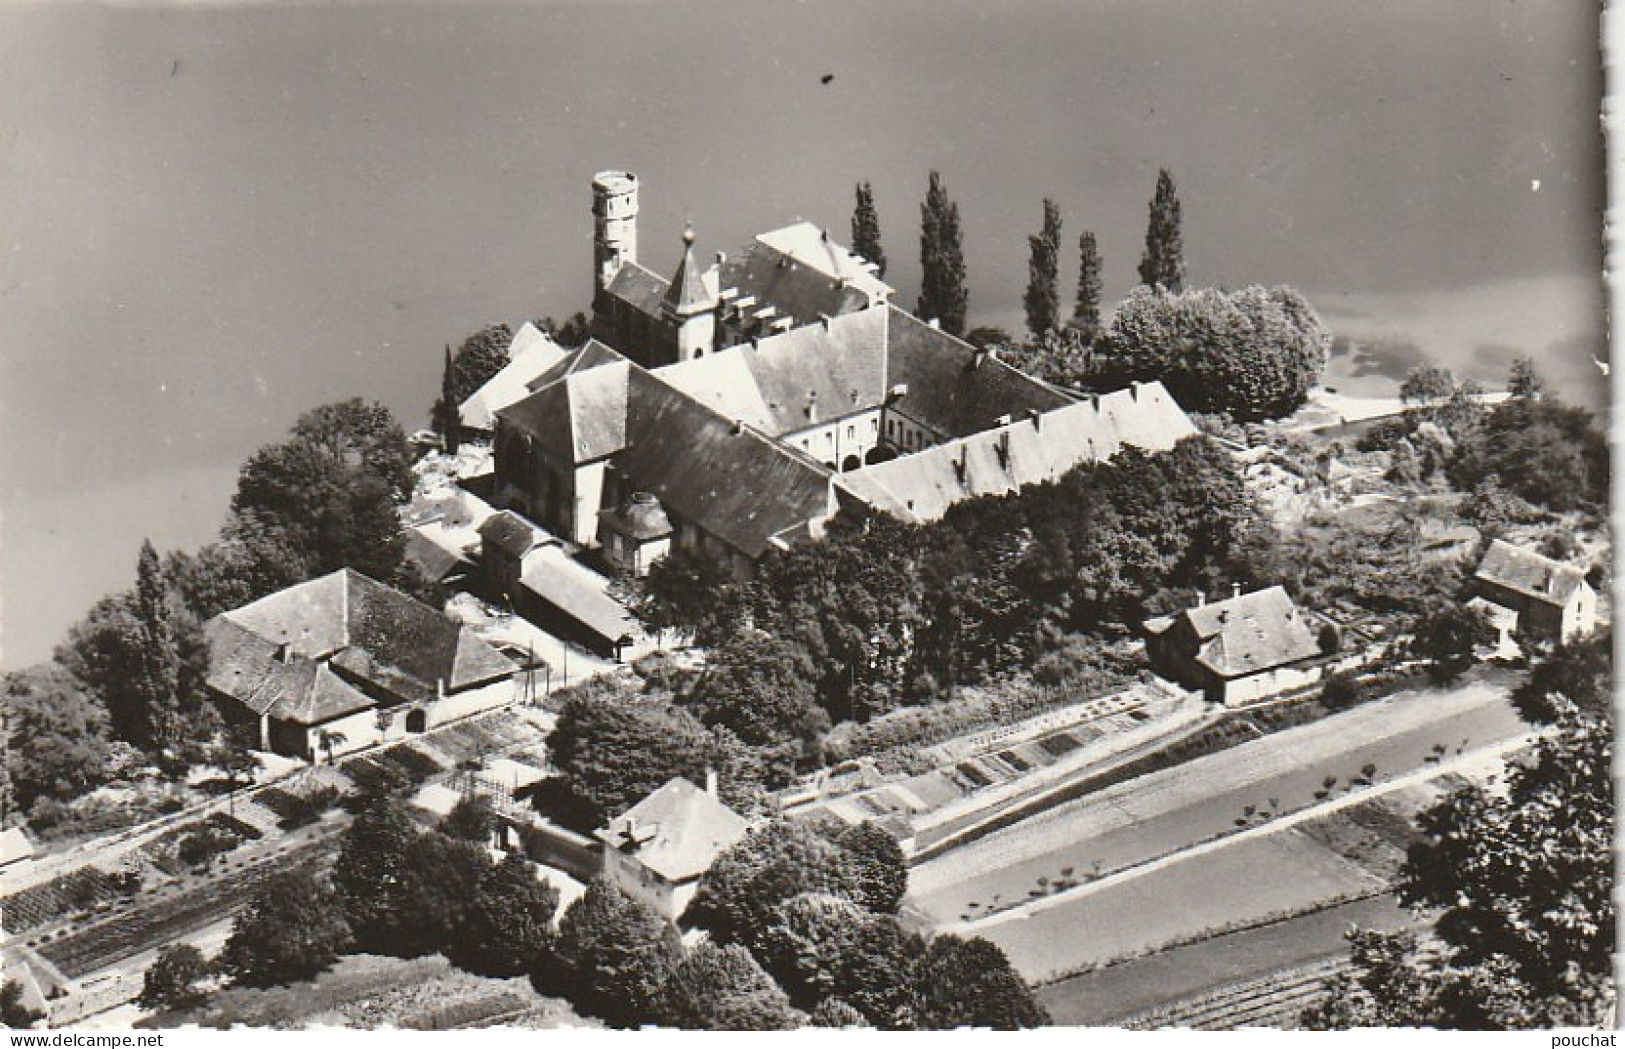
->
[0, 0, 1605, 668]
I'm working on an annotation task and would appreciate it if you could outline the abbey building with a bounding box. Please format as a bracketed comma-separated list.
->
[479, 171, 1197, 580]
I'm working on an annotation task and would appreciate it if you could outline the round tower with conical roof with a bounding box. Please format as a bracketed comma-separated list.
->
[592, 170, 640, 291]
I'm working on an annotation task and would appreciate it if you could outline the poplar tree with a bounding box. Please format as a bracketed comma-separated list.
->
[917, 171, 968, 336]
[850, 181, 887, 279]
[131, 539, 186, 757]
[1072, 230, 1103, 341]
[1023, 199, 1062, 339]
[434, 345, 462, 453]
[1138, 168, 1184, 292]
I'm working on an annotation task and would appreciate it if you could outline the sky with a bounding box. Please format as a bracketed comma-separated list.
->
[0, 0, 1606, 667]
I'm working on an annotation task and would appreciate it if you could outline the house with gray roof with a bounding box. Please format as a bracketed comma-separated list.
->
[595, 774, 749, 922]
[1142, 585, 1327, 706]
[1472, 539, 1597, 644]
[203, 569, 516, 760]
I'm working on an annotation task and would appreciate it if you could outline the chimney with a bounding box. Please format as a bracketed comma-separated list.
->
[731, 419, 745, 435]
[715, 251, 726, 266]
[1232, 582, 1243, 600]
[1028, 407, 1042, 430]
[806, 390, 819, 422]
[704, 768, 719, 797]
[1130, 382, 1141, 402]
[1197, 592, 1206, 607]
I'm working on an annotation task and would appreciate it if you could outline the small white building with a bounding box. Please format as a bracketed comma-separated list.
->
[1472, 539, 1598, 645]
[1142, 585, 1326, 707]
[594, 775, 748, 922]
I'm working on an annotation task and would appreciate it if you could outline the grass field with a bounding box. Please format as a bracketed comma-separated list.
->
[1036, 895, 1415, 1026]
[975, 828, 1385, 982]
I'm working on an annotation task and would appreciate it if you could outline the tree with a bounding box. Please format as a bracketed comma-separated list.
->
[1409, 602, 1495, 684]
[331, 797, 422, 954]
[685, 631, 827, 760]
[685, 822, 860, 954]
[1400, 363, 1457, 405]
[1023, 199, 1062, 339]
[440, 793, 495, 844]
[129, 540, 188, 762]
[55, 543, 209, 765]
[912, 934, 1049, 1029]
[556, 878, 682, 1027]
[546, 682, 721, 828]
[1138, 168, 1184, 291]
[394, 829, 492, 959]
[632, 548, 742, 644]
[168, 511, 311, 620]
[1509, 632, 1611, 725]
[835, 822, 907, 915]
[1448, 396, 1603, 512]
[1309, 714, 1612, 1028]
[1071, 229, 1103, 342]
[1095, 285, 1329, 422]
[850, 181, 886, 279]
[220, 869, 352, 988]
[0, 980, 42, 1029]
[809, 997, 867, 1027]
[538, 313, 592, 349]
[664, 940, 800, 1030]
[432, 345, 462, 454]
[1319, 670, 1366, 711]
[1507, 356, 1544, 400]
[445, 324, 514, 406]
[755, 892, 872, 1006]
[457, 850, 560, 980]
[232, 399, 413, 581]
[917, 171, 968, 336]
[138, 943, 210, 1012]
[2, 665, 118, 813]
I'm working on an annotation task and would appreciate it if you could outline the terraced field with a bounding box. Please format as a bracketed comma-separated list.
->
[1, 868, 127, 934]
[1118, 958, 1349, 1030]
[37, 837, 331, 978]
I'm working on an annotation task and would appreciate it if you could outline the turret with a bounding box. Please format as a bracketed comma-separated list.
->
[593, 171, 640, 291]
[663, 225, 719, 360]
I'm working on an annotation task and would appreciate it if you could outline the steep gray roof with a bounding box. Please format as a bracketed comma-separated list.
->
[595, 777, 749, 883]
[1474, 539, 1589, 608]
[839, 382, 1196, 522]
[501, 359, 632, 465]
[1146, 585, 1322, 681]
[205, 570, 515, 724]
[603, 261, 669, 317]
[617, 366, 839, 559]
[883, 307, 1072, 437]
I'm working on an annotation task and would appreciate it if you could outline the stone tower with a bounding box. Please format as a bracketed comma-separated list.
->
[592, 170, 640, 290]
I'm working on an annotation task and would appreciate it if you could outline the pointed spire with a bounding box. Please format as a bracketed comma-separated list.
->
[664, 224, 715, 317]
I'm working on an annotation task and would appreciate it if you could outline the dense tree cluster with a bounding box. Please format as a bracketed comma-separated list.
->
[1306, 704, 1612, 1028]
[1095, 285, 1329, 421]
[627, 435, 1262, 733]
[1363, 360, 1606, 516]
[679, 820, 1044, 1029]
[220, 869, 353, 988]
